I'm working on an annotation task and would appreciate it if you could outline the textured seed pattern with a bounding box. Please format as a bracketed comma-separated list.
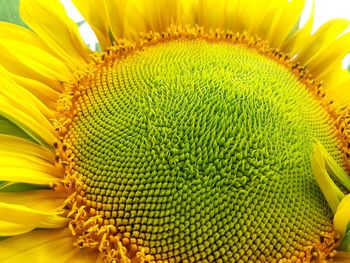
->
[66, 39, 342, 262]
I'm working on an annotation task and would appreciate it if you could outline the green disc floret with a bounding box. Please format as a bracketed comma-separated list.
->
[68, 39, 343, 261]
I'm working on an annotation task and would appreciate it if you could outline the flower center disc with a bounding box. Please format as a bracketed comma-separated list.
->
[61, 37, 342, 262]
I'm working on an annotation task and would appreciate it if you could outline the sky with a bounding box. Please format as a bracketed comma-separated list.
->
[60, 0, 350, 66]
[308, 0, 350, 31]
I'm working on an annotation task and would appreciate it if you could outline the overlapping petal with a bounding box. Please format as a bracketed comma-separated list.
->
[20, 0, 91, 70]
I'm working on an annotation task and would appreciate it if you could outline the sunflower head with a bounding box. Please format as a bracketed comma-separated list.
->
[1, 0, 350, 262]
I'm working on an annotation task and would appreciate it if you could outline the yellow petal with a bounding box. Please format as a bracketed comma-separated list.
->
[0, 190, 65, 213]
[0, 202, 67, 229]
[197, 0, 229, 30]
[0, 135, 62, 183]
[0, 53, 64, 93]
[112, 0, 196, 41]
[9, 73, 60, 108]
[0, 155, 61, 177]
[0, 221, 34, 236]
[103, 0, 147, 41]
[322, 64, 350, 89]
[70, 253, 99, 263]
[251, 0, 282, 42]
[69, 249, 100, 263]
[0, 99, 56, 146]
[0, 66, 57, 146]
[20, 0, 91, 70]
[321, 64, 350, 107]
[0, 166, 59, 185]
[282, 1, 314, 55]
[264, 0, 305, 47]
[144, 0, 184, 32]
[311, 142, 344, 214]
[174, 0, 197, 26]
[103, 0, 128, 39]
[328, 78, 350, 107]
[0, 229, 88, 263]
[307, 32, 350, 79]
[0, 22, 68, 86]
[0, 22, 68, 90]
[0, 22, 47, 48]
[334, 194, 350, 236]
[0, 39, 72, 83]
[123, 0, 149, 39]
[72, 0, 111, 49]
[0, 134, 54, 164]
[0, 65, 57, 120]
[227, 0, 270, 34]
[0, 25, 65, 92]
[296, 19, 350, 64]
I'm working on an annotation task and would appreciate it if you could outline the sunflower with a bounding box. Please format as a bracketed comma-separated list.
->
[1, 0, 350, 262]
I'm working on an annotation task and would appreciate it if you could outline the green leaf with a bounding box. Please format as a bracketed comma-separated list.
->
[0, 0, 27, 27]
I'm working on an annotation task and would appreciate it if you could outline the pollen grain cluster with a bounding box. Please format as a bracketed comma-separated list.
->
[56, 33, 343, 262]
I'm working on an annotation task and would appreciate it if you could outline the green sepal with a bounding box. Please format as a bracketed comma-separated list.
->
[0, 181, 49, 192]
[0, 114, 52, 150]
[339, 222, 350, 251]
[0, 0, 27, 28]
[0, 115, 35, 142]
